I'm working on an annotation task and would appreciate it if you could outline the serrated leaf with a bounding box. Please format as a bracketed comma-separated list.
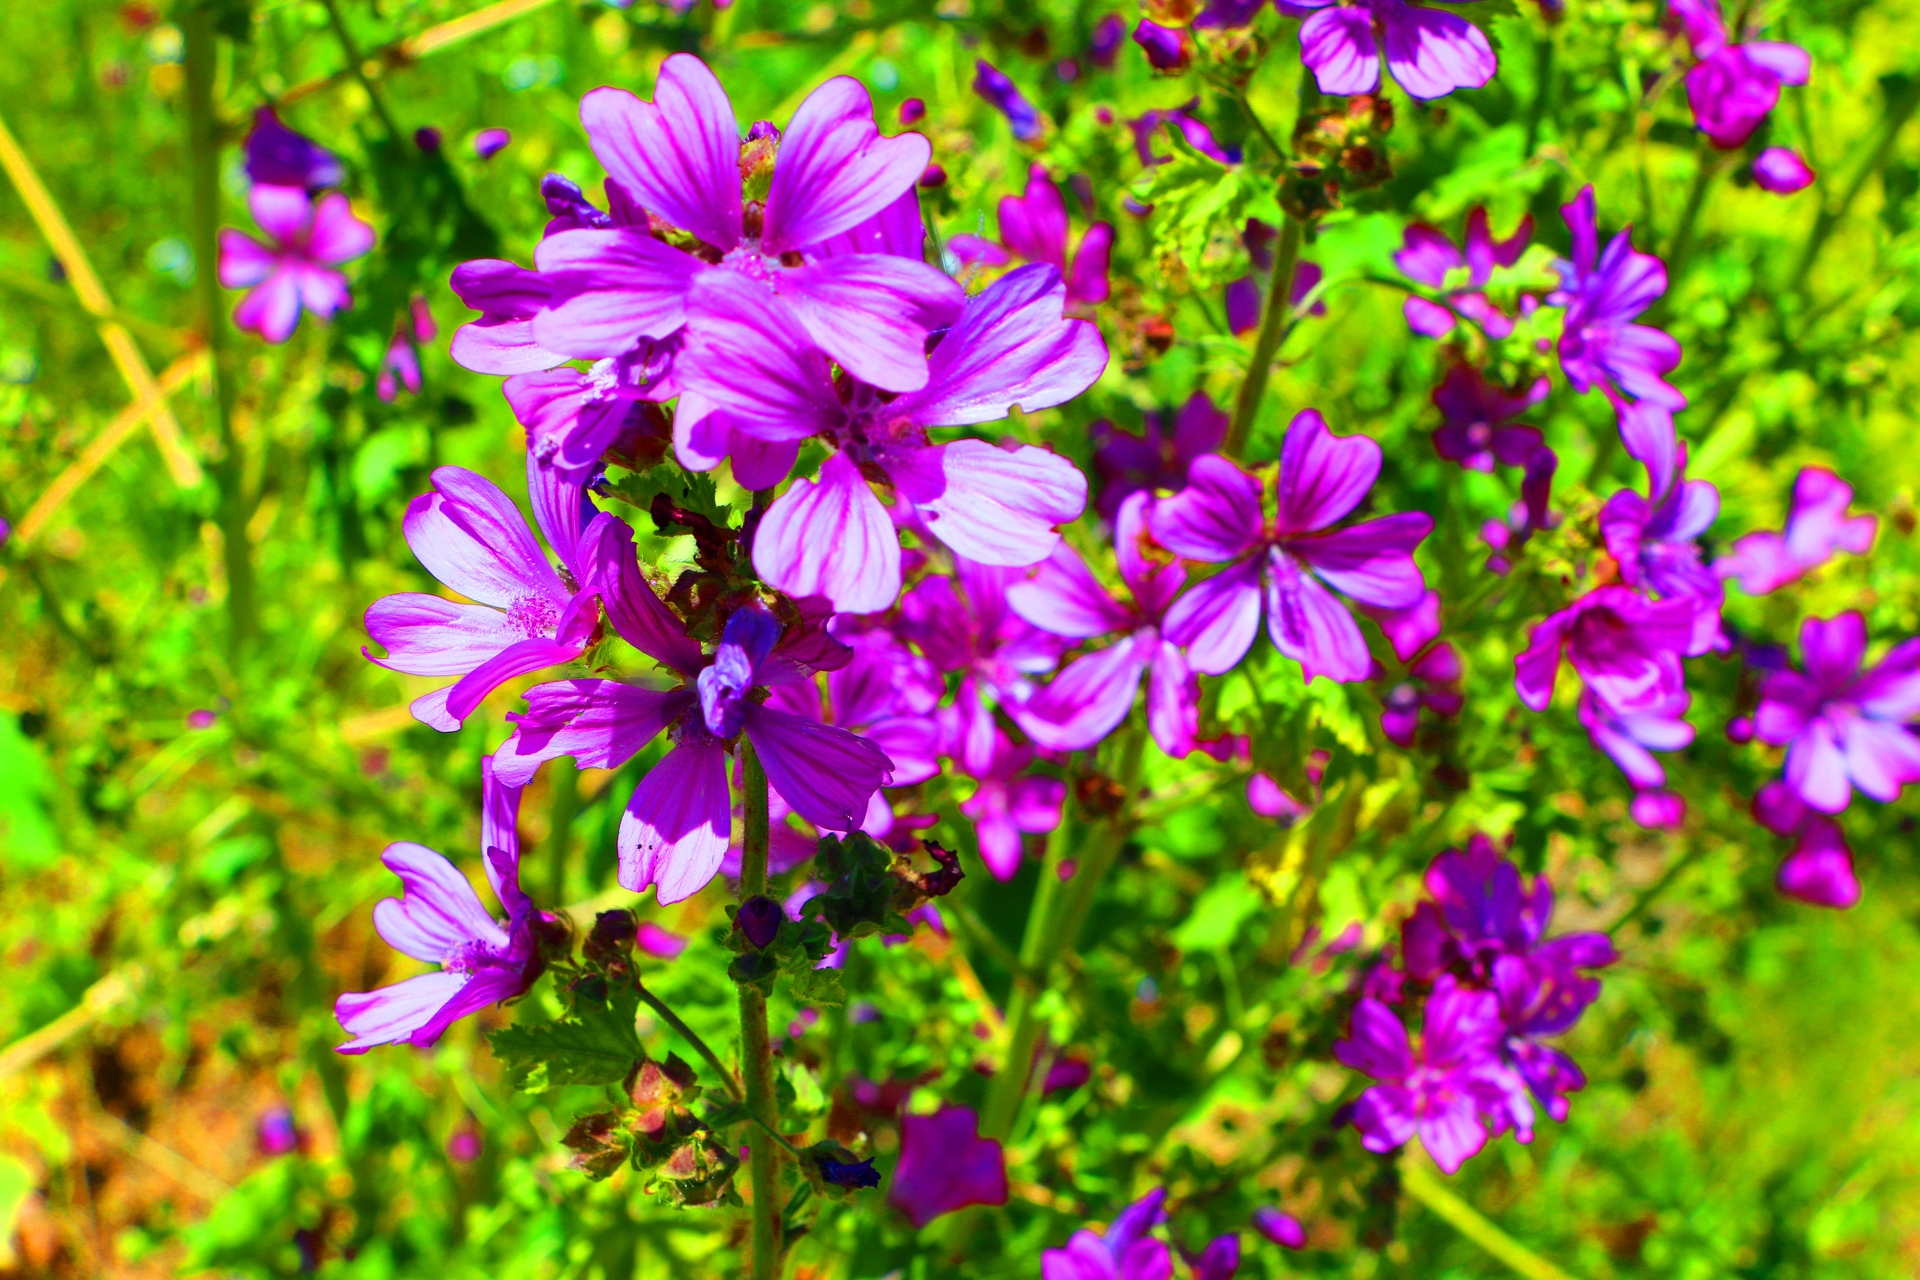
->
[1138, 125, 1282, 290]
[603, 465, 734, 529]
[487, 986, 642, 1091]
[791, 967, 846, 1008]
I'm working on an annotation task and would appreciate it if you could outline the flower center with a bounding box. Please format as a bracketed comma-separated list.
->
[506, 594, 560, 638]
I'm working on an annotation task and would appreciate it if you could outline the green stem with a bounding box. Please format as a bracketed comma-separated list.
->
[545, 764, 579, 904]
[738, 744, 781, 1280]
[1523, 27, 1555, 157]
[182, 10, 254, 659]
[1607, 841, 1706, 938]
[1661, 150, 1723, 295]
[1223, 214, 1303, 461]
[1401, 1157, 1582, 1280]
[637, 983, 742, 1101]
[1786, 76, 1920, 297]
[319, 0, 403, 140]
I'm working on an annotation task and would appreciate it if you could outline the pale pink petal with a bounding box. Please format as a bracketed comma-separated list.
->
[1007, 544, 1132, 640]
[753, 452, 902, 614]
[532, 228, 700, 357]
[1839, 719, 1920, 804]
[307, 192, 376, 263]
[444, 636, 587, 723]
[216, 229, 277, 288]
[894, 440, 1087, 566]
[1744, 41, 1811, 85]
[248, 183, 313, 243]
[1786, 718, 1853, 814]
[620, 737, 733, 904]
[680, 271, 847, 441]
[730, 432, 801, 491]
[405, 467, 564, 609]
[1266, 550, 1371, 683]
[775, 254, 964, 392]
[364, 594, 517, 676]
[233, 271, 303, 343]
[409, 686, 460, 732]
[371, 841, 506, 963]
[1012, 638, 1148, 751]
[336, 971, 470, 1053]
[496, 679, 691, 785]
[764, 77, 930, 253]
[290, 264, 352, 321]
[579, 58, 742, 252]
[1147, 638, 1198, 758]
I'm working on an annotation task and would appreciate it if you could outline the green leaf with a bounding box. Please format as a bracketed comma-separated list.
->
[791, 967, 846, 1009]
[1173, 872, 1265, 951]
[487, 985, 643, 1092]
[1137, 124, 1282, 290]
[603, 465, 735, 530]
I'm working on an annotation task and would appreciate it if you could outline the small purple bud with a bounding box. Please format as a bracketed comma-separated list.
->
[257, 1106, 299, 1156]
[187, 709, 217, 730]
[1252, 1207, 1307, 1250]
[898, 98, 927, 125]
[851, 1001, 882, 1024]
[918, 162, 947, 189]
[1090, 12, 1126, 67]
[413, 126, 442, 153]
[737, 895, 785, 950]
[447, 1128, 482, 1163]
[1753, 146, 1815, 194]
[820, 1156, 881, 1188]
[746, 120, 781, 142]
[473, 127, 511, 160]
[1726, 715, 1754, 743]
[1056, 59, 1080, 82]
[1132, 19, 1190, 72]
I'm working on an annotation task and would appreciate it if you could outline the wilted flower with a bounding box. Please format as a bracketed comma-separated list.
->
[1132, 19, 1192, 71]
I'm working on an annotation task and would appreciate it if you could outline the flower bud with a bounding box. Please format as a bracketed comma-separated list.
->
[736, 895, 785, 950]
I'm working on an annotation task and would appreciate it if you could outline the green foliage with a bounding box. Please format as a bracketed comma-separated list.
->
[488, 981, 645, 1092]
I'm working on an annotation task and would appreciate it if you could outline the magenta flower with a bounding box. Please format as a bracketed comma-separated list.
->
[1753, 613, 1920, 815]
[1753, 146, 1815, 193]
[1431, 365, 1556, 533]
[1010, 493, 1197, 757]
[1182, 1235, 1240, 1280]
[1365, 594, 1463, 747]
[495, 540, 891, 903]
[1672, 0, 1810, 149]
[1280, 0, 1497, 100]
[958, 728, 1067, 880]
[1552, 187, 1685, 489]
[1092, 392, 1229, 522]
[336, 758, 545, 1052]
[533, 55, 960, 394]
[1753, 781, 1860, 908]
[217, 184, 374, 343]
[1252, 1208, 1307, 1249]
[680, 264, 1102, 613]
[449, 258, 572, 376]
[1042, 1189, 1173, 1280]
[1717, 466, 1877, 595]
[1598, 448, 1724, 656]
[473, 127, 512, 160]
[1513, 584, 1696, 715]
[503, 347, 678, 482]
[1130, 103, 1242, 166]
[1150, 411, 1433, 683]
[974, 59, 1044, 141]
[363, 457, 604, 731]
[1396, 208, 1532, 339]
[243, 107, 344, 190]
[1335, 975, 1510, 1173]
[888, 1106, 1009, 1227]
[1579, 687, 1695, 820]
[947, 165, 1114, 309]
[1132, 19, 1192, 72]
[377, 295, 437, 403]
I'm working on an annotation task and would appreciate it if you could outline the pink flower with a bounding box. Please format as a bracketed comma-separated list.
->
[888, 1106, 1008, 1227]
[1753, 146, 1815, 193]
[217, 185, 374, 342]
[947, 165, 1114, 309]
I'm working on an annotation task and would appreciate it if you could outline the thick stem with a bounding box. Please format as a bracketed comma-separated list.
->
[1223, 214, 1303, 461]
[182, 11, 254, 659]
[737, 745, 781, 1280]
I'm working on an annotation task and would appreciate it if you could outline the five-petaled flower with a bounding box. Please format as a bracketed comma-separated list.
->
[218, 184, 374, 343]
[1753, 613, 1920, 815]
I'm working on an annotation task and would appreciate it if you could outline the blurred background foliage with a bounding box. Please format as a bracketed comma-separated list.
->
[2, 0, 1920, 1275]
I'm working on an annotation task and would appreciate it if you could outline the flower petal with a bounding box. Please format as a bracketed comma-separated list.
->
[754, 451, 902, 614]
[496, 679, 691, 786]
[764, 76, 930, 253]
[747, 706, 893, 834]
[775, 254, 964, 392]
[405, 467, 565, 610]
[1382, 5, 1496, 100]
[336, 970, 470, 1054]
[364, 594, 516, 677]
[1276, 409, 1380, 535]
[1162, 557, 1263, 675]
[619, 736, 733, 904]
[588, 520, 705, 675]
[532, 228, 700, 358]
[896, 440, 1088, 566]
[1265, 550, 1372, 683]
[371, 841, 505, 963]
[1294, 512, 1432, 609]
[1149, 454, 1264, 562]
[1007, 543, 1132, 640]
[680, 271, 847, 442]
[1299, 6, 1380, 96]
[579, 57, 742, 253]
[308, 192, 376, 264]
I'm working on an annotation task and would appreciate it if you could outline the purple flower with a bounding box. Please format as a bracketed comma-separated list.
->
[947, 165, 1114, 309]
[336, 758, 545, 1052]
[1252, 1207, 1307, 1250]
[1010, 492, 1198, 757]
[243, 108, 344, 190]
[363, 457, 604, 731]
[1090, 13, 1128, 65]
[1133, 19, 1192, 72]
[1672, 0, 1810, 149]
[1753, 781, 1860, 908]
[1599, 449, 1724, 655]
[679, 264, 1101, 613]
[974, 59, 1044, 141]
[1149, 411, 1433, 683]
[1281, 0, 1497, 101]
[1043, 1189, 1173, 1280]
[1753, 613, 1920, 815]
[1184, 1235, 1240, 1280]
[1717, 466, 1877, 595]
[495, 552, 891, 903]
[473, 127, 512, 160]
[449, 258, 570, 376]
[1580, 686, 1695, 821]
[1430, 365, 1555, 528]
[1396, 208, 1532, 339]
[1130, 103, 1242, 166]
[1553, 187, 1685, 489]
[958, 729, 1067, 880]
[1753, 146, 1815, 193]
[888, 1106, 1009, 1227]
[533, 56, 959, 394]
[1513, 584, 1696, 715]
[257, 1106, 300, 1156]
[1092, 392, 1229, 522]
[503, 347, 679, 482]
[217, 185, 373, 343]
[1372, 630, 1463, 749]
[1335, 975, 1510, 1172]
